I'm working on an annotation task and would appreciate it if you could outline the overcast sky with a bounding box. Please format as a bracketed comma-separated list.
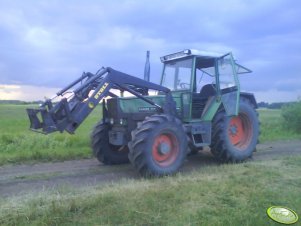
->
[0, 0, 300, 102]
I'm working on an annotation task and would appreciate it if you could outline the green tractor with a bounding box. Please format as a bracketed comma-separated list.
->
[27, 49, 259, 176]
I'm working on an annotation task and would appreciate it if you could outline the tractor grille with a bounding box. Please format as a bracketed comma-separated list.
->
[191, 97, 207, 119]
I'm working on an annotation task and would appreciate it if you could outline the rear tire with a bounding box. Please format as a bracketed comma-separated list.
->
[91, 121, 129, 165]
[210, 97, 259, 162]
[128, 114, 188, 176]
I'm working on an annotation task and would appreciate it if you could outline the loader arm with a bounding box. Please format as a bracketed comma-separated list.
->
[27, 67, 173, 134]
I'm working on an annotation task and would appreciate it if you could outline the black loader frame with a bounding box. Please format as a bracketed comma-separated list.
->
[27, 67, 176, 134]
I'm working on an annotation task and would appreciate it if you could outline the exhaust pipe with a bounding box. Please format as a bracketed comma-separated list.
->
[144, 50, 150, 82]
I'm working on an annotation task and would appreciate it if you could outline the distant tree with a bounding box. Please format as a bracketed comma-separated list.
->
[269, 102, 288, 109]
[257, 102, 269, 108]
[257, 101, 293, 109]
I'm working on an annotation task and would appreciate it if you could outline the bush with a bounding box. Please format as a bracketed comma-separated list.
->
[282, 101, 301, 133]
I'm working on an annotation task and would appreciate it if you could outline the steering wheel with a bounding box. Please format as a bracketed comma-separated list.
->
[179, 82, 190, 89]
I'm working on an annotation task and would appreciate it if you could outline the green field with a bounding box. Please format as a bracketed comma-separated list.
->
[0, 105, 300, 165]
[0, 104, 102, 165]
[1, 155, 300, 226]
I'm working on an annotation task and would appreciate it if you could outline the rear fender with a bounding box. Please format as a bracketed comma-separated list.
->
[240, 92, 258, 108]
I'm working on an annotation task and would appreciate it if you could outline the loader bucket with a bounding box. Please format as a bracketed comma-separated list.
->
[26, 108, 58, 134]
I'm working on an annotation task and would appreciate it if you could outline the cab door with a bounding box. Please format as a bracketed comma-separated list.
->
[216, 53, 240, 116]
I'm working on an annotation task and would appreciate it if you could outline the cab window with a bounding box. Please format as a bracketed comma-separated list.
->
[161, 58, 193, 91]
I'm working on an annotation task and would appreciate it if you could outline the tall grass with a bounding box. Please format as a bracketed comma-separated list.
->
[1, 155, 300, 226]
[282, 101, 301, 133]
[0, 105, 300, 165]
[258, 108, 301, 141]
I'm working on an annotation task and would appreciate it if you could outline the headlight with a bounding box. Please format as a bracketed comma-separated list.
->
[119, 118, 127, 125]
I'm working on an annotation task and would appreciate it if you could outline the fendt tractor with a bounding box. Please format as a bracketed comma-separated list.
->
[27, 49, 260, 176]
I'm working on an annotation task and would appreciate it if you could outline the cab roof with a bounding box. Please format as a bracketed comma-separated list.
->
[160, 49, 224, 62]
[160, 49, 252, 74]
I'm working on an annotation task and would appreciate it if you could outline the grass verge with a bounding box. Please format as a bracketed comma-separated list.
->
[1, 155, 300, 226]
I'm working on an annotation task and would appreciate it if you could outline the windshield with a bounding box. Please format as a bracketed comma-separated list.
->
[161, 58, 193, 91]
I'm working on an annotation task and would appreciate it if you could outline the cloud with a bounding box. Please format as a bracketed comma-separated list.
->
[0, 84, 60, 101]
[275, 79, 301, 91]
[0, 84, 21, 94]
[0, 0, 300, 102]
[254, 89, 301, 103]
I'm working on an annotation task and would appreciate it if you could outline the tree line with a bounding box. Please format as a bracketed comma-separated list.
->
[0, 100, 44, 105]
[257, 101, 297, 109]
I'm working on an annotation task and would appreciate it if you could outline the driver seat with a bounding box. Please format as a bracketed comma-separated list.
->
[199, 84, 216, 98]
[191, 84, 216, 118]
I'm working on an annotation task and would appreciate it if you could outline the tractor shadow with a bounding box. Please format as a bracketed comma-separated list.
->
[181, 147, 220, 173]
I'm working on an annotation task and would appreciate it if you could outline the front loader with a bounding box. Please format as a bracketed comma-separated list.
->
[27, 49, 260, 176]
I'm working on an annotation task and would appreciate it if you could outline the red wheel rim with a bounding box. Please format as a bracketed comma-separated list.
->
[152, 133, 179, 167]
[228, 113, 253, 150]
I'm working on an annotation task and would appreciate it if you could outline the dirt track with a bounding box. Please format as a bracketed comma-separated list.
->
[1, 140, 300, 198]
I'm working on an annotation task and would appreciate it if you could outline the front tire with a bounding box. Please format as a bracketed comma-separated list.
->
[210, 98, 259, 162]
[91, 121, 129, 165]
[128, 114, 188, 176]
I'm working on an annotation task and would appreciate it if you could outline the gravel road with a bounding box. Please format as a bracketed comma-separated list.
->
[1, 140, 300, 197]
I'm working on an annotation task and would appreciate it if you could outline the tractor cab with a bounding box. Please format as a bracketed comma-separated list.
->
[160, 49, 251, 121]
